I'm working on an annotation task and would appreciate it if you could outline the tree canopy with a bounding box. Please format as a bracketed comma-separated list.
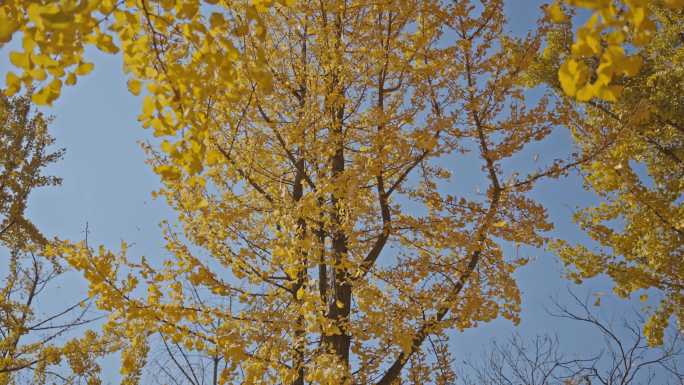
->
[0, 0, 682, 384]
[50, 1, 576, 383]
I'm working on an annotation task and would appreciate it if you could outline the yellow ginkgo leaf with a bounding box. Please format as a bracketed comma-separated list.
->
[154, 165, 181, 182]
[31, 88, 50, 105]
[142, 96, 155, 117]
[547, 2, 568, 23]
[5, 72, 21, 96]
[127, 79, 142, 96]
[622, 55, 643, 77]
[9, 51, 30, 69]
[576, 83, 598, 102]
[0, 15, 17, 43]
[597, 85, 623, 102]
[65, 72, 77, 85]
[559, 59, 589, 96]
[75, 62, 94, 76]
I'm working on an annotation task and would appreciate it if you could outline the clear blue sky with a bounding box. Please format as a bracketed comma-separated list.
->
[0, 1, 666, 383]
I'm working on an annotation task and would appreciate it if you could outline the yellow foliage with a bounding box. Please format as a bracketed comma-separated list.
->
[20, 0, 575, 382]
[542, 4, 684, 346]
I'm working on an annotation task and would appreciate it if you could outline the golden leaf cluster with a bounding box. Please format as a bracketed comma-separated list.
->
[548, 0, 683, 101]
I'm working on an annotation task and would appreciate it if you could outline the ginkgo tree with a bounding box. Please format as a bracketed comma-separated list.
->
[2, 0, 586, 384]
[0, 93, 113, 385]
[530, 1, 684, 346]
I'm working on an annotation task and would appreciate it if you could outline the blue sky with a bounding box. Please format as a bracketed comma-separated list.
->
[0, 1, 672, 383]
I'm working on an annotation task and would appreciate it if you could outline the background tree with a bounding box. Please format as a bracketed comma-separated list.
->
[528, 2, 684, 345]
[0, 93, 111, 384]
[50, 0, 590, 383]
[145, 331, 229, 385]
[457, 292, 684, 385]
